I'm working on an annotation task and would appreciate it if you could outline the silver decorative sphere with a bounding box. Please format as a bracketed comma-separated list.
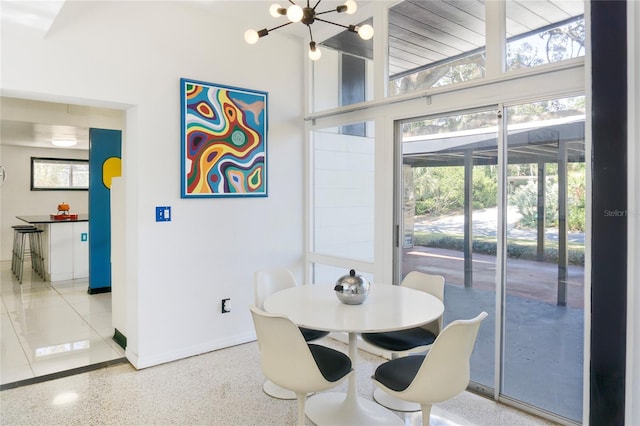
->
[334, 269, 370, 305]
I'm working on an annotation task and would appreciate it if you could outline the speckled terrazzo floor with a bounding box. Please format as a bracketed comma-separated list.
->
[0, 337, 556, 426]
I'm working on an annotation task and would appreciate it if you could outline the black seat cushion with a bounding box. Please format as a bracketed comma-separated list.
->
[300, 327, 330, 342]
[374, 355, 425, 392]
[362, 327, 436, 352]
[308, 343, 352, 382]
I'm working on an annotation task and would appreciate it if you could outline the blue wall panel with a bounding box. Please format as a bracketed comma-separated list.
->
[89, 128, 122, 293]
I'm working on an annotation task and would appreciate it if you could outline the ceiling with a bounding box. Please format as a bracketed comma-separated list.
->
[0, 98, 124, 151]
[325, 0, 583, 78]
[1, 0, 583, 150]
[1, 120, 90, 151]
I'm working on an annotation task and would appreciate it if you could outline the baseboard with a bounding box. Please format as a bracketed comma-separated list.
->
[113, 328, 127, 349]
[130, 332, 256, 370]
[88, 286, 112, 295]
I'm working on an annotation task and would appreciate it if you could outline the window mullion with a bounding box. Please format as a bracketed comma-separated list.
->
[485, 0, 506, 78]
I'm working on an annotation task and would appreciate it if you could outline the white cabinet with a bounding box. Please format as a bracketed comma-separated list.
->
[39, 221, 89, 281]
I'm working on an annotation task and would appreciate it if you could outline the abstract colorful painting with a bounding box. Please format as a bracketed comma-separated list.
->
[180, 78, 268, 198]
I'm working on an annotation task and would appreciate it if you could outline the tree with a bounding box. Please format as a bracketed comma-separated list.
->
[391, 18, 585, 96]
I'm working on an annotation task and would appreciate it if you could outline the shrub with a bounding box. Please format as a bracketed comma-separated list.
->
[507, 164, 585, 231]
[413, 233, 584, 266]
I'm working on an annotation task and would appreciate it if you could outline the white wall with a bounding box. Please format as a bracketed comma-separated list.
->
[1, 1, 306, 368]
[312, 129, 375, 262]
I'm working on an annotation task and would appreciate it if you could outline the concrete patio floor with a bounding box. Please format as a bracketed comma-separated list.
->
[404, 245, 585, 308]
[403, 246, 584, 424]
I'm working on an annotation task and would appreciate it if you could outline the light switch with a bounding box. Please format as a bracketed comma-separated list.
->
[156, 206, 171, 222]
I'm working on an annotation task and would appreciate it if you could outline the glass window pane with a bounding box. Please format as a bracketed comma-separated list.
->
[71, 163, 89, 188]
[313, 18, 374, 112]
[506, 0, 584, 71]
[388, 0, 486, 96]
[401, 109, 499, 391]
[31, 157, 89, 190]
[504, 96, 585, 422]
[312, 122, 375, 262]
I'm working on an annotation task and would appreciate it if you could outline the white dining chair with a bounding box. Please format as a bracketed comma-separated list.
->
[254, 267, 329, 399]
[372, 311, 488, 426]
[361, 270, 445, 411]
[249, 306, 352, 426]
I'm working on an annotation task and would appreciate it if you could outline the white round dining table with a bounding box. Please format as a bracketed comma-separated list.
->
[263, 283, 444, 426]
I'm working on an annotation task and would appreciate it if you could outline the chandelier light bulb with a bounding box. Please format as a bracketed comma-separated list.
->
[344, 0, 357, 14]
[244, 29, 259, 44]
[269, 3, 283, 18]
[287, 4, 303, 22]
[308, 42, 322, 60]
[357, 24, 374, 40]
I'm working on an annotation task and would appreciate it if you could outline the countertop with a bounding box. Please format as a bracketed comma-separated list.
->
[17, 214, 89, 224]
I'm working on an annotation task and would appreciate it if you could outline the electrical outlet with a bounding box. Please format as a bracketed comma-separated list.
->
[221, 298, 231, 313]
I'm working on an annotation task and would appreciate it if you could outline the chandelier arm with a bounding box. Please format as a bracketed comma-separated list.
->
[314, 17, 351, 30]
[312, 0, 322, 10]
[307, 24, 315, 43]
[315, 9, 343, 16]
[288, 0, 297, 5]
[268, 21, 295, 32]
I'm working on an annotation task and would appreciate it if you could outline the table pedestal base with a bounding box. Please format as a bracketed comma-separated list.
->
[373, 388, 421, 412]
[306, 392, 403, 425]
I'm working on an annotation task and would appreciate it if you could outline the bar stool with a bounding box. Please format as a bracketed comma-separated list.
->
[12, 226, 44, 283]
[29, 229, 45, 278]
[11, 225, 36, 277]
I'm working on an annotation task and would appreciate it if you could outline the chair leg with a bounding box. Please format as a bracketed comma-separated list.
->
[263, 379, 314, 400]
[420, 403, 433, 426]
[296, 393, 307, 426]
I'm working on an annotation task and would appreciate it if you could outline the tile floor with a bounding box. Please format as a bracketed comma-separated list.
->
[0, 260, 125, 387]
[0, 260, 555, 425]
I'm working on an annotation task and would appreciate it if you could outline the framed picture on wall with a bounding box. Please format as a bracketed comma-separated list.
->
[180, 78, 268, 198]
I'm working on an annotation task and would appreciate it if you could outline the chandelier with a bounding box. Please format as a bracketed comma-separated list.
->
[244, 1, 374, 61]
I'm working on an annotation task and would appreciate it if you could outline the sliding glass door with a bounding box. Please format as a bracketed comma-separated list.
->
[397, 96, 585, 423]
[502, 97, 585, 422]
[398, 108, 499, 392]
